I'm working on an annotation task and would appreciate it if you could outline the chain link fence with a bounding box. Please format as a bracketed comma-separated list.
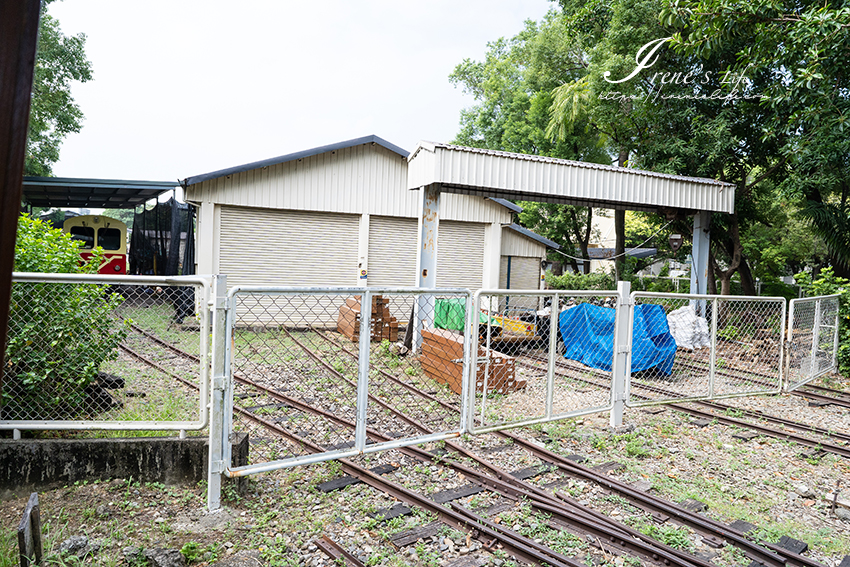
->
[786, 294, 841, 391]
[627, 293, 785, 406]
[2, 273, 211, 432]
[224, 287, 471, 473]
[468, 290, 618, 433]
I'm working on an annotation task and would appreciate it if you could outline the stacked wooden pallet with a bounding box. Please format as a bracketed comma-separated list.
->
[337, 295, 399, 342]
[420, 328, 524, 395]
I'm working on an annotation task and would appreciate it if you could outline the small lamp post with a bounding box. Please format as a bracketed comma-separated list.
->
[668, 234, 684, 253]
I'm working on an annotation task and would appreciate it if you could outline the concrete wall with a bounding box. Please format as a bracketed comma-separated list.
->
[0, 434, 247, 500]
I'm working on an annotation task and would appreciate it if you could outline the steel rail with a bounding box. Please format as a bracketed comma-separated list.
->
[301, 332, 748, 567]
[519, 354, 850, 457]
[315, 535, 366, 567]
[129, 340, 566, 567]
[132, 327, 825, 567]
[498, 428, 825, 567]
[129, 331, 640, 566]
[675, 353, 850, 409]
[284, 330, 719, 567]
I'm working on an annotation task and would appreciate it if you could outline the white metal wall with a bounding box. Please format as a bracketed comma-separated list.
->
[218, 206, 360, 288]
[187, 143, 512, 224]
[437, 221, 485, 290]
[500, 229, 548, 258]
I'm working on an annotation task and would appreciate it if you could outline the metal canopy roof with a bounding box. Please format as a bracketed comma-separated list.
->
[408, 142, 735, 214]
[588, 247, 657, 260]
[22, 177, 178, 209]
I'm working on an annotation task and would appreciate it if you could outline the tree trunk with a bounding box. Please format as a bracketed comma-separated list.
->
[614, 150, 629, 280]
[570, 207, 594, 274]
[707, 252, 718, 295]
[712, 213, 744, 295]
[737, 256, 757, 296]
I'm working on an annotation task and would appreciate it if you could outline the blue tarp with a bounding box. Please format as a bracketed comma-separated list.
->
[558, 303, 676, 374]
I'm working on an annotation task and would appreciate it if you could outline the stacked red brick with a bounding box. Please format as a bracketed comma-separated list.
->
[337, 295, 399, 342]
[420, 328, 524, 395]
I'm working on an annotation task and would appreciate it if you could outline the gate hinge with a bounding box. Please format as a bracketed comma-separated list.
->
[617, 345, 630, 354]
[613, 391, 628, 402]
[212, 376, 227, 391]
[210, 459, 226, 474]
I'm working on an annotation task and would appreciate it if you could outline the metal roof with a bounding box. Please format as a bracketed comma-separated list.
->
[588, 247, 657, 260]
[181, 135, 409, 187]
[22, 177, 178, 209]
[504, 223, 560, 250]
[408, 142, 735, 214]
[488, 198, 522, 213]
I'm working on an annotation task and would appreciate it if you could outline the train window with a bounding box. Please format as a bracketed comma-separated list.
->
[69, 226, 94, 249]
[97, 227, 122, 251]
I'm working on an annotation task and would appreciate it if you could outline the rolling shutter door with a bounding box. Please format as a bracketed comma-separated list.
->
[508, 256, 541, 291]
[437, 221, 485, 290]
[219, 206, 359, 288]
[368, 216, 418, 287]
[499, 255, 541, 311]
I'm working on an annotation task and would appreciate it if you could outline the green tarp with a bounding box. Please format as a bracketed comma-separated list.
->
[434, 298, 492, 331]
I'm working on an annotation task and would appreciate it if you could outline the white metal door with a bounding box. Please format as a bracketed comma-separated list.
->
[786, 295, 841, 391]
[625, 293, 786, 407]
[437, 221, 485, 290]
[368, 216, 418, 287]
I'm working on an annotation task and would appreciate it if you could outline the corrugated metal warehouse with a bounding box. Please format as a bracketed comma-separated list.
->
[181, 135, 558, 297]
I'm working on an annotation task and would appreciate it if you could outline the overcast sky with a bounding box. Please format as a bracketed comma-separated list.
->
[47, 1, 554, 184]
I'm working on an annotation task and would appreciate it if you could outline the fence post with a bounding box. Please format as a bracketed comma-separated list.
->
[355, 290, 372, 452]
[207, 275, 227, 512]
[810, 299, 822, 379]
[610, 281, 631, 428]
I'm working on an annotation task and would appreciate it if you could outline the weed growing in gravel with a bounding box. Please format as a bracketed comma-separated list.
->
[635, 522, 694, 551]
[625, 437, 650, 458]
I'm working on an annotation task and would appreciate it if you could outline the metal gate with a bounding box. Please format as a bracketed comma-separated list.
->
[215, 286, 472, 480]
[4, 272, 212, 433]
[626, 292, 786, 406]
[786, 294, 841, 391]
[468, 289, 621, 434]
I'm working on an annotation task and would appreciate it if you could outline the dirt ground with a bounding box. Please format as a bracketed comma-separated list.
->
[2, 374, 849, 567]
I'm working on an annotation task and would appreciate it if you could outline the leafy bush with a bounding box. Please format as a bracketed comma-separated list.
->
[795, 267, 850, 377]
[546, 270, 615, 291]
[3, 216, 129, 418]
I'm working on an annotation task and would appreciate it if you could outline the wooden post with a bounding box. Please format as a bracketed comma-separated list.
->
[17, 492, 42, 566]
[0, 0, 41, 402]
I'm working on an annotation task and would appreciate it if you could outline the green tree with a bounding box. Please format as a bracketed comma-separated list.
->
[25, 1, 93, 176]
[450, 13, 610, 272]
[518, 203, 597, 273]
[661, 0, 850, 275]
[547, 0, 668, 279]
[5, 216, 127, 418]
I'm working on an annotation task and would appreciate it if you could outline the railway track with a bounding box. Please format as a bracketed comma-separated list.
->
[673, 352, 850, 410]
[119, 325, 840, 567]
[517, 353, 850, 460]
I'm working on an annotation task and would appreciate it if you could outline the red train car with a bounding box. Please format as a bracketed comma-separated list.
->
[63, 215, 128, 274]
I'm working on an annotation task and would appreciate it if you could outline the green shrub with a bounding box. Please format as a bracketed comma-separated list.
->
[546, 270, 615, 291]
[795, 268, 850, 377]
[3, 215, 129, 418]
